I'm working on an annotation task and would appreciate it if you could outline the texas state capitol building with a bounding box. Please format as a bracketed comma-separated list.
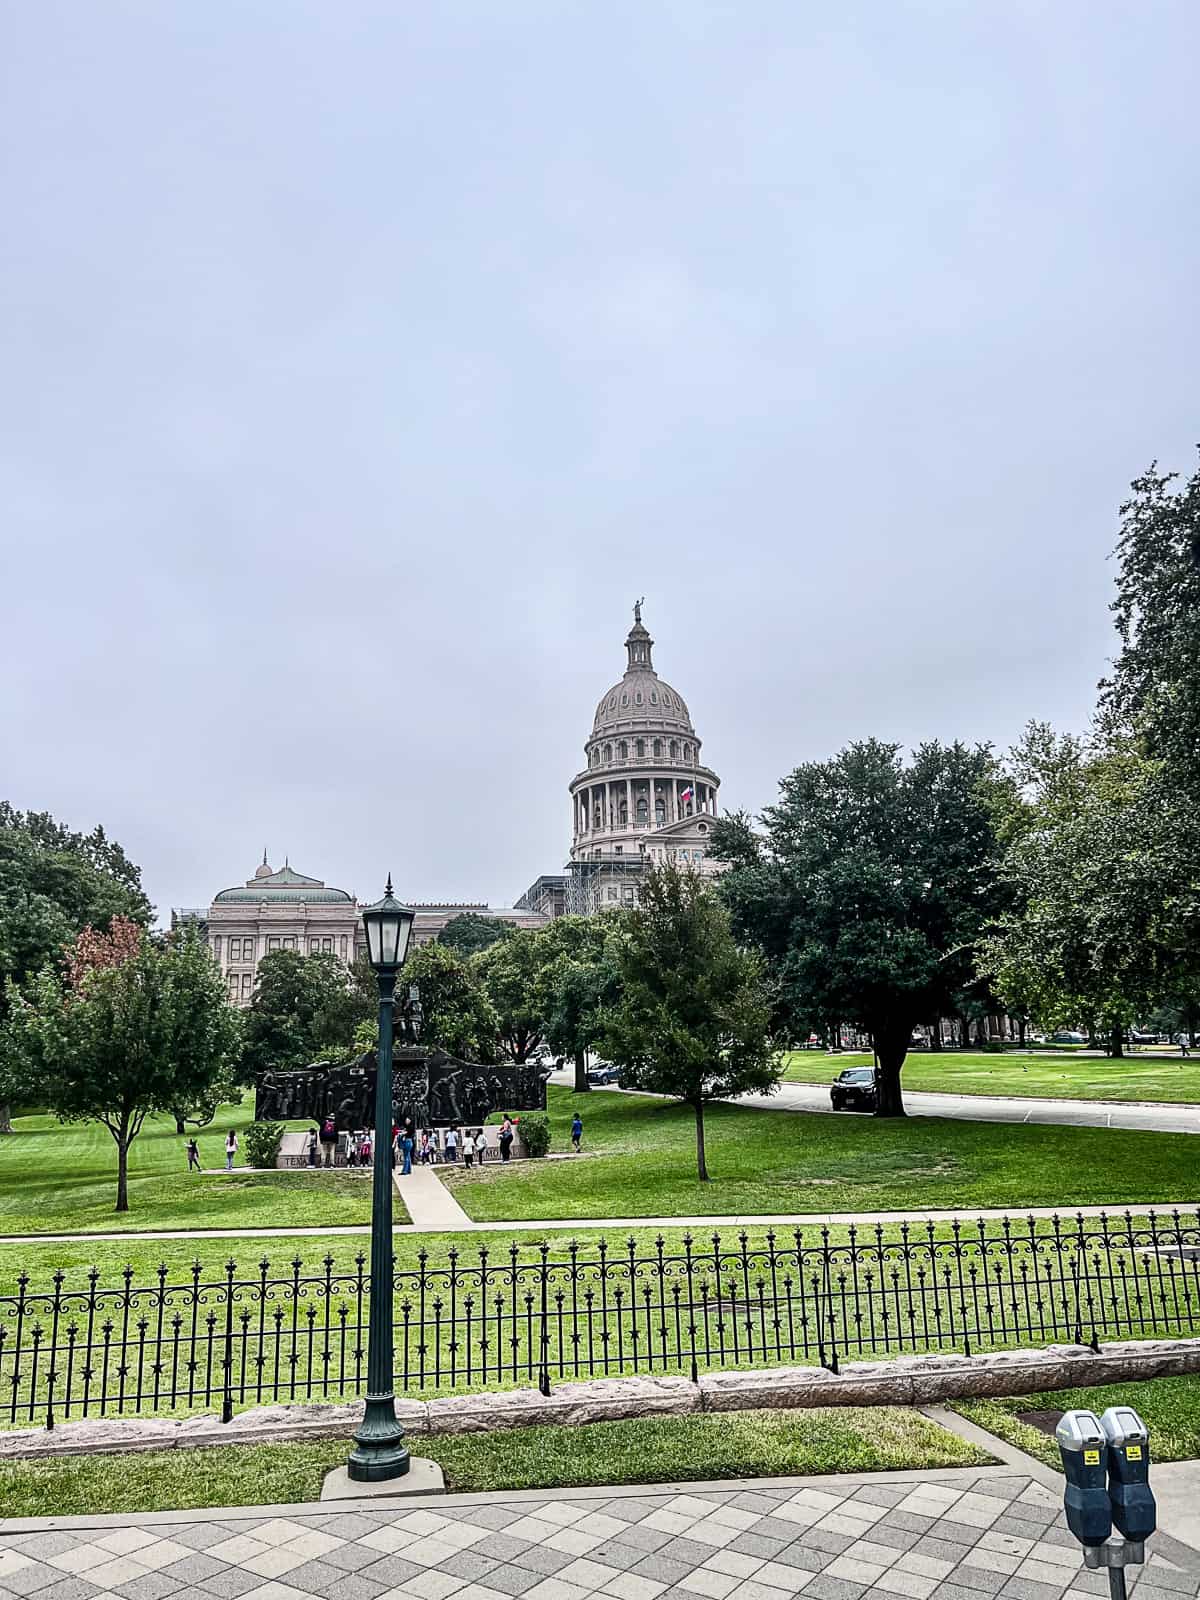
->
[185, 605, 723, 1003]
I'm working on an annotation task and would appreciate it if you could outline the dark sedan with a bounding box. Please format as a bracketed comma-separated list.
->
[830, 1066, 878, 1112]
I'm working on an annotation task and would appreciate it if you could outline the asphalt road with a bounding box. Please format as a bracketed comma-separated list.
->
[555, 1070, 1200, 1133]
[738, 1079, 1200, 1133]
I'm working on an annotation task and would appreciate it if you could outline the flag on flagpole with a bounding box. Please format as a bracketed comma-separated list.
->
[680, 785, 693, 807]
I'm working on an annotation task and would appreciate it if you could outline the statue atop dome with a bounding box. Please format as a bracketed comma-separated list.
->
[633, 596, 644, 625]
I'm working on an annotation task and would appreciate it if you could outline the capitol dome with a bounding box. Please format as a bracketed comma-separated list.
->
[568, 605, 721, 904]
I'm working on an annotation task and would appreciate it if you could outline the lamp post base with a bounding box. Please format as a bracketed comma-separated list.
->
[346, 1396, 411, 1482]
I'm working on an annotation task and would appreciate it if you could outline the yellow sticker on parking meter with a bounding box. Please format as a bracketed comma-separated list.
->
[1084, 1449, 1101, 1464]
[1127, 1445, 1143, 1460]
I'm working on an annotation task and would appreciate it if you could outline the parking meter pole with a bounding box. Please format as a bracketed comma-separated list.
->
[1107, 1568, 1127, 1600]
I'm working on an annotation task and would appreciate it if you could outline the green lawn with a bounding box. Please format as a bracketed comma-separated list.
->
[0, 1096, 386, 1235]
[954, 1374, 1200, 1468]
[0, 1406, 990, 1517]
[782, 1051, 1200, 1104]
[441, 1085, 1200, 1222]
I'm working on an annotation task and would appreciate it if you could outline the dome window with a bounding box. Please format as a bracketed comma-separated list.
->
[653, 738, 662, 757]
[670, 740, 679, 760]
[649, 691, 657, 704]
[635, 691, 642, 705]
[604, 743, 612, 763]
[636, 738, 645, 758]
[619, 740, 628, 760]
[621, 692, 629, 707]
[684, 743, 692, 761]
[609, 696, 616, 710]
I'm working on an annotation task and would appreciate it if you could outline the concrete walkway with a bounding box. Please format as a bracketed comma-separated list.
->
[2, 1197, 1194, 1247]
[2, 1462, 1198, 1597]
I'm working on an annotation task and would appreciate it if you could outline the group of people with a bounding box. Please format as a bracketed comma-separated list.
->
[184, 1131, 241, 1171]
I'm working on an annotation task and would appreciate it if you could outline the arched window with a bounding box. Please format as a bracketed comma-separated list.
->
[635, 738, 645, 758]
[590, 748, 599, 767]
[683, 743, 692, 761]
[670, 740, 679, 760]
[603, 743, 612, 763]
[653, 738, 662, 757]
[593, 802, 602, 828]
[636, 795, 648, 824]
[655, 798, 666, 825]
[619, 740, 628, 760]
[618, 797, 628, 824]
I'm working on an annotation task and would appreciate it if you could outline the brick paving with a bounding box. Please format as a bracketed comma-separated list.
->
[1, 1470, 1197, 1600]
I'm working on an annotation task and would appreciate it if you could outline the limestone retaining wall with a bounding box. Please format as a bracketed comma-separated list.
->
[2, 1338, 1197, 1461]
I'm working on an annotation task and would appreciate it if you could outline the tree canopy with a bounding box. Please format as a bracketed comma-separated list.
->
[438, 912, 512, 955]
[239, 950, 374, 1079]
[712, 739, 1007, 1114]
[601, 864, 775, 1179]
[4, 926, 240, 1211]
[402, 940, 500, 1062]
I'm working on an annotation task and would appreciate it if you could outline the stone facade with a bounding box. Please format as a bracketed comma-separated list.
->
[565, 604, 723, 913]
[203, 858, 363, 1007]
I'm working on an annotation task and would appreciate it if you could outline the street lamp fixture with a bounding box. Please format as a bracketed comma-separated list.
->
[347, 875, 416, 1483]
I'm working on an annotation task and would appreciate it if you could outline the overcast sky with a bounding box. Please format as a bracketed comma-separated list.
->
[2, 1, 1197, 921]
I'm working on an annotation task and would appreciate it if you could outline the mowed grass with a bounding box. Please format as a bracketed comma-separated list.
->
[0, 1406, 990, 1516]
[953, 1374, 1200, 1468]
[781, 1051, 1200, 1104]
[441, 1085, 1200, 1222]
[0, 1095, 384, 1235]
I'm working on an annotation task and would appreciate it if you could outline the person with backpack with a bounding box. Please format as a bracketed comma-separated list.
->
[571, 1113, 583, 1153]
[225, 1130, 238, 1171]
[319, 1115, 337, 1168]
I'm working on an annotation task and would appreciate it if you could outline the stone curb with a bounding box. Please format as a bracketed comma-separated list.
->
[2, 1336, 1197, 1461]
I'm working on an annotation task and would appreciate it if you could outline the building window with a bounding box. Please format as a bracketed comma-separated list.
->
[636, 796, 648, 823]
[618, 799, 628, 824]
[267, 936, 280, 952]
[227, 974, 239, 998]
[607, 887, 617, 901]
[340, 936, 348, 958]
[653, 739, 662, 757]
[650, 691, 657, 704]
[635, 691, 642, 705]
[309, 939, 320, 954]
[614, 844, 622, 854]
[670, 740, 678, 760]
[683, 743, 692, 761]
[241, 973, 253, 999]
[619, 740, 628, 760]
[212, 936, 222, 960]
[590, 749, 598, 767]
[604, 743, 612, 762]
[283, 936, 296, 950]
[322, 938, 333, 953]
[635, 738, 645, 758]
[655, 801, 666, 825]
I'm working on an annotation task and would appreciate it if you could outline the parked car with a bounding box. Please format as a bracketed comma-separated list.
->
[1129, 1031, 1160, 1045]
[830, 1067, 878, 1112]
[586, 1063, 621, 1086]
[1049, 1030, 1086, 1045]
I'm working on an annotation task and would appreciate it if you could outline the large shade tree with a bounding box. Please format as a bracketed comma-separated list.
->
[474, 929, 553, 1063]
[438, 912, 512, 956]
[401, 940, 500, 1062]
[713, 740, 1007, 1116]
[601, 864, 775, 1180]
[4, 927, 240, 1211]
[536, 916, 623, 1093]
[0, 804, 152, 1132]
[240, 949, 374, 1079]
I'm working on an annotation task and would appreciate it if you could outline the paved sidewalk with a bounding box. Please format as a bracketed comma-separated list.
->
[2, 1468, 1198, 1600]
[1, 1197, 1193, 1246]
[394, 1164, 473, 1229]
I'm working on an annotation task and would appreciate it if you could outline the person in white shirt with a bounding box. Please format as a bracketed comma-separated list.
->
[474, 1129, 488, 1163]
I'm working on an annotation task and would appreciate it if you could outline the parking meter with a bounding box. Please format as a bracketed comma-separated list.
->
[1101, 1407, 1156, 1544]
[1055, 1410, 1112, 1547]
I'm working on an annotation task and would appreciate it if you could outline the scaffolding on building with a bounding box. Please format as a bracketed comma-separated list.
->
[562, 853, 644, 917]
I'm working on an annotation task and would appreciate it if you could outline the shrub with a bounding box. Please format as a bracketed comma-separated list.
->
[518, 1112, 551, 1158]
[244, 1121, 284, 1169]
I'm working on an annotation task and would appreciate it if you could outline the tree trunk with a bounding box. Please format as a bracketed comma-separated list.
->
[1018, 1016, 1027, 1047]
[959, 1016, 970, 1048]
[174, 1114, 186, 1135]
[928, 1019, 942, 1052]
[1109, 1024, 1124, 1059]
[694, 1098, 709, 1182]
[873, 1024, 909, 1117]
[116, 1140, 130, 1213]
[974, 1017, 987, 1048]
[573, 1050, 591, 1093]
[0, 1103, 12, 1134]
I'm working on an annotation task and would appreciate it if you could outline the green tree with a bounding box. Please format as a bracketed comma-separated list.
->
[602, 865, 775, 1181]
[536, 916, 621, 1092]
[3, 928, 240, 1212]
[438, 912, 512, 955]
[0, 805, 152, 1131]
[713, 740, 1006, 1116]
[474, 929, 553, 1062]
[240, 950, 373, 1079]
[981, 725, 1191, 1054]
[403, 940, 500, 1061]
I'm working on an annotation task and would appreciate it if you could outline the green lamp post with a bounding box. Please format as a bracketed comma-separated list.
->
[347, 875, 416, 1482]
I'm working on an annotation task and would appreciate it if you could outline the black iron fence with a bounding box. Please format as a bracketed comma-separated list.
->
[2, 1209, 1198, 1430]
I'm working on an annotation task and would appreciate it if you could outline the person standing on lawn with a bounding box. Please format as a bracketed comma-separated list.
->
[319, 1114, 337, 1168]
[499, 1116, 514, 1162]
[571, 1113, 583, 1152]
[186, 1137, 201, 1171]
[462, 1131, 474, 1169]
[445, 1125, 459, 1162]
[225, 1130, 238, 1171]
[474, 1127, 488, 1164]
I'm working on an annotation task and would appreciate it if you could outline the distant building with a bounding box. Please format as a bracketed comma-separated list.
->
[561, 604, 724, 914]
[201, 856, 361, 1006]
[410, 903, 549, 946]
